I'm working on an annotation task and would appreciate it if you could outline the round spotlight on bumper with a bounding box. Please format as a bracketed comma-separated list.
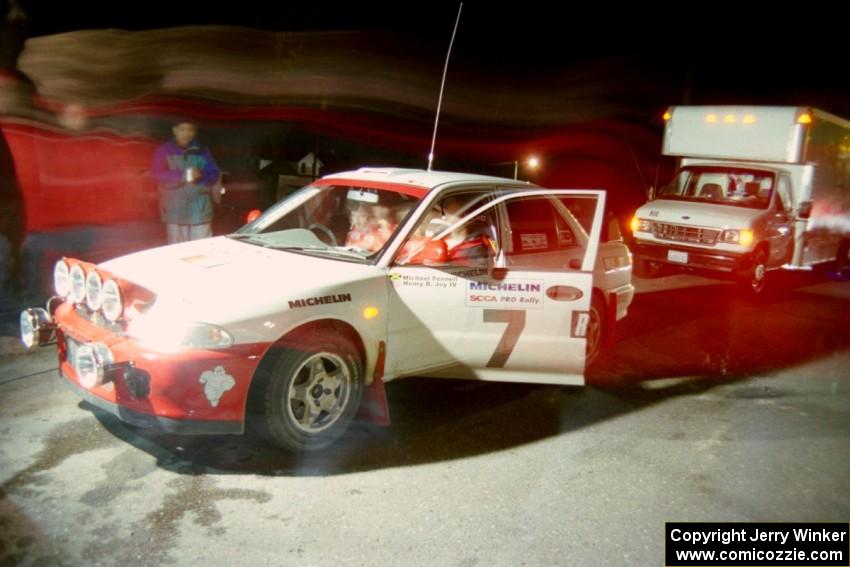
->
[75, 342, 114, 389]
[70, 264, 86, 304]
[101, 279, 123, 322]
[86, 270, 103, 311]
[54, 260, 71, 298]
[19, 308, 55, 350]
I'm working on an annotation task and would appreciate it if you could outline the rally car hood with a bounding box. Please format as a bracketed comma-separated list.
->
[99, 236, 380, 324]
[638, 199, 764, 228]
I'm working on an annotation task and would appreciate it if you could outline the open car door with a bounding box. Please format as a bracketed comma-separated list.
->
[384, 189, 605, 385]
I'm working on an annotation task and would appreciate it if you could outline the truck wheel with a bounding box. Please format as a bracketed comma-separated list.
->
[740, 248, 768, 295]
[634, 258, 662, 279]
[249, 333, 363, 451]
[586, 294, 606, 366]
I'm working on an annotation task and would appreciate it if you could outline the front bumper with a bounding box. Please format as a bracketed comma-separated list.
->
[633, 240, 753, 275]
[50, 302, 267, 435]
[610, 283, 634, 321]
[60, 370, 244, 434]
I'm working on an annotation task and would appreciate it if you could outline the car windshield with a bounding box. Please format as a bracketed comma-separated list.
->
[658, 166, 774, 209]
[230, 184, 422, 261]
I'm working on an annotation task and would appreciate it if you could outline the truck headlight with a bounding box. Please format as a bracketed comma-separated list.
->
[85, 271, 103, 311]
[54, 260, 71, 298]
[630, 216, 652, 233]
[721, 229, 754, 246]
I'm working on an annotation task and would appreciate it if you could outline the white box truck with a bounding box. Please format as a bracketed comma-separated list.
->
[631, 106, 850, 293]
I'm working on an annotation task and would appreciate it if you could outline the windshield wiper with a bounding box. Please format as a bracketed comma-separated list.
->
[227, 235, 369, 260]
[226, 234, 271, 246]
[274, 246, 369, 260]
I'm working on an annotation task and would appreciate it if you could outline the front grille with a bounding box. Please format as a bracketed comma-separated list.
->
[73, 304, 125, 334]
[651, 222, 719, 245]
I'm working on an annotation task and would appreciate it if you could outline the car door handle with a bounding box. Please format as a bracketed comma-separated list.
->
[545, 285, 583, 301]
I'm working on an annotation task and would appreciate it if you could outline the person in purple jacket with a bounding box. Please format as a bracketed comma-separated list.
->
[150, 121, 220, 243]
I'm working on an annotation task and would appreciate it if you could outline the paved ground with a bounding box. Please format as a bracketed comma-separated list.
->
[1, 272, 848, 566]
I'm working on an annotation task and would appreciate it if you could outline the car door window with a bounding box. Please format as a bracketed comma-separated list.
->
[395, 189, 498, 267]
[503, 195, 595, 271]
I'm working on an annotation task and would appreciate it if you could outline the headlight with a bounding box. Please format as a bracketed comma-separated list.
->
[54, 260, 71, 298]
[69, 264, 86, 304]
[102, 279, 123, 322]
[128, 316, 234, 352]
[721, 229, 754, 246]
[182, 323, 234, 349]
[85, 271, 103, 311]
[631, 216, 651, 233]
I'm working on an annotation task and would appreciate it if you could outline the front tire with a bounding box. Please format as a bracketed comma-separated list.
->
[249, 333, 363, 451]
[634, 257, 662, 279]
[739, 248, 767, 295]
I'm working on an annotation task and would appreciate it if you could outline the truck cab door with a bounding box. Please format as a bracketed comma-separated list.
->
[384, 189, 605, 386]
[768, 174, 795, 266]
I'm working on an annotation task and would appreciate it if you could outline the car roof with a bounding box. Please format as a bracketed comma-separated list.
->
[322, 167, 531, 192]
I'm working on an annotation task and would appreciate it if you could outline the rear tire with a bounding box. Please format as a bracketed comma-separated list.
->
[248, 332, 363, 452]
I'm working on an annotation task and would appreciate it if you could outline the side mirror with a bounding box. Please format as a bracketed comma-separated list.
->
[488, 248, 508, 280]
[419, 239, 448, 264]
[797, 201, 812, 219]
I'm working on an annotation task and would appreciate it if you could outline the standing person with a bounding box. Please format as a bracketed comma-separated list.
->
[150, 121, 220, 243]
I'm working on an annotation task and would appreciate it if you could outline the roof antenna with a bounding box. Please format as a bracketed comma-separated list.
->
[427, 3, 463, 172]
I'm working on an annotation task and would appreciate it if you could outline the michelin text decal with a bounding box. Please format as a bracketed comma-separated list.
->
[289, 294, 352, 309]
[466, 279, 543, 309]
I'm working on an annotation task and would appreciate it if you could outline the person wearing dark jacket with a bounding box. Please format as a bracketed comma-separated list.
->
[150, 121, 220, 243]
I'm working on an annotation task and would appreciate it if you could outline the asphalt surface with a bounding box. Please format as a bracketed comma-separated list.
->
[1, 272, 848, 566]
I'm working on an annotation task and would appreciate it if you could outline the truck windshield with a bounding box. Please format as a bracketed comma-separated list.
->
[230, 184, 421, 261]
[659, 166, 774, 209]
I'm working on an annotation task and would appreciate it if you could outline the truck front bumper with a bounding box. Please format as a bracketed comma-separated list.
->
[633, 241, 753, 276]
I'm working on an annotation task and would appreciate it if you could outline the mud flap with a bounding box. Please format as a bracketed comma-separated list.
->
[356, 341, 390, 426]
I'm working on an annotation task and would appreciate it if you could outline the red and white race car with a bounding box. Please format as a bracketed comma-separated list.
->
[21, 168, 634, 451]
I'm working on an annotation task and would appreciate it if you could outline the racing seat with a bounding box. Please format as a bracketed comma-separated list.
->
[700, 183, 723, 199]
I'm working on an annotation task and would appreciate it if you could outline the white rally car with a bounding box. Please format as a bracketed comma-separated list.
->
[21, 168, 633, 451]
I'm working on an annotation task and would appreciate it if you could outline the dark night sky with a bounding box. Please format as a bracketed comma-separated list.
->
[11, 2, 850, 118]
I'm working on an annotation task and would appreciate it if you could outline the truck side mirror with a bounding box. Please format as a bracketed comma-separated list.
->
[797, 201, 813, 219]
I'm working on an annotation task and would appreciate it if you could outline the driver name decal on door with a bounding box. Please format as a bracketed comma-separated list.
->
[465, 279, 543, 309]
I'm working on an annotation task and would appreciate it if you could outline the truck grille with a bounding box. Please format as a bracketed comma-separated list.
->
[651, 222, 719, 245]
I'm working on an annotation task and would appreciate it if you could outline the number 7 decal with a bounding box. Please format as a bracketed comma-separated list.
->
[483, 309, 526, 367]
